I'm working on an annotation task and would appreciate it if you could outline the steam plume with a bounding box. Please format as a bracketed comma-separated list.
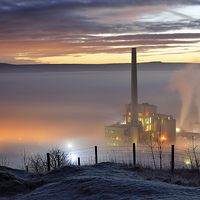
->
[170, 65, 200, 127]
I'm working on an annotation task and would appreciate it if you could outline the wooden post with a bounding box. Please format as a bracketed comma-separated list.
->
[26, 165, 28, 172]
[95, 146, 98, 164]
[47, 153, 50, 171]
[78, 157, 80, 166]
[133, 143, 136, 166]
[58, 155, 60, 167]
[171, 145, 174, 174]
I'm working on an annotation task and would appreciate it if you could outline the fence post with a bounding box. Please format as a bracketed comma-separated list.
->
[26, 165, 28, 172]
[47, 153, 50, 171]
[95, 146, 98, 164]
[133, 143, 136, 166]
[58, 155, 60, 167]
[78, 157, 80, 166]
[171, 145, 174, 174]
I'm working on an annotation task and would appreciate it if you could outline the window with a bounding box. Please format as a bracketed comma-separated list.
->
[145, 118, 149, 124]
[138, 118, 143, 123]
[145, 108, 149, 117]
[145, 125, 151, 131]
[116, 137, 121, 141]
[138, 113, 142, 117]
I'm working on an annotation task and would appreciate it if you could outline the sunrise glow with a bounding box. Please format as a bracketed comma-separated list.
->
[0, 1, 200, 64]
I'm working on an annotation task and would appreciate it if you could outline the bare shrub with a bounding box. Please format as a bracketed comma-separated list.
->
[20, 149, 30, 171]
[20, 147, 69, 172]
[144, 131, 157, 170]
[49, 146, 69, 169]
[185, 136, 199, 173]
[29, 153, 46, 173]
[191, 136, 199, 173]
[185, 149, 194, 170]
[0, 155, 11, 167]
[156, 137, 165, 170]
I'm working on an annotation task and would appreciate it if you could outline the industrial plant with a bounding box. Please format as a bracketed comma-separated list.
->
[105, 48, 200, 147]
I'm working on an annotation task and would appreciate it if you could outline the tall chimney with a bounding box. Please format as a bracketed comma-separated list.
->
[131, 48, 138, 126]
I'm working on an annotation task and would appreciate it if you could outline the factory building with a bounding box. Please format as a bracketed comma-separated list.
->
[105, 48, 176, 146]
[191, 123, 200, 133]
[176, 123, 200, 147]
[105, 103, 176, 146]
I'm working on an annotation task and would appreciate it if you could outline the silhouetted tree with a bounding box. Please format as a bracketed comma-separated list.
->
[49, 146, 69, 169]
[144, 131, 157, 170]
[20, 148, 30, 171]
[29, 153, 46, 173]
[0, 155, 11, 167]
[20, 147, 69, 172]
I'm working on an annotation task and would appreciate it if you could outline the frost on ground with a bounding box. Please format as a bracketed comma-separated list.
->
[0, 162, 200, 200]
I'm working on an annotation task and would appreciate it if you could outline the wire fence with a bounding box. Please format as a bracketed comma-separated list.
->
[63, 144, 197, 170]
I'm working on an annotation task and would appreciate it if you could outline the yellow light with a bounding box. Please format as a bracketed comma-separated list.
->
[116, 137, 121, 141]
[161, 136, 166, 141]
[185, 160, 190, 165]
[176, 128, 181, 132]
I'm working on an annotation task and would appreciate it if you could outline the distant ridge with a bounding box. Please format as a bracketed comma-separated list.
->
[0, 62, 200, 73]
[143, 61, 163, 63]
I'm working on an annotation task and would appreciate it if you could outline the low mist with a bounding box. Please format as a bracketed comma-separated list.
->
[1, 64, 200, 167]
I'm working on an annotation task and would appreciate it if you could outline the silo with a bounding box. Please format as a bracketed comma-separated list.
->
[163, 119, 176, 144]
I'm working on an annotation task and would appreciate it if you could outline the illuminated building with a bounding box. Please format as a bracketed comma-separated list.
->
[105, 48, 176, 146]
[105, 103, 176, 146]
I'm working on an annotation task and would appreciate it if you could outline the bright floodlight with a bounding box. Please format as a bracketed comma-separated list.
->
[176, 128, 181, 132]
[68, 144, 72, 148]
[161, 136, 166, 141]
[70, 153, 76, 162]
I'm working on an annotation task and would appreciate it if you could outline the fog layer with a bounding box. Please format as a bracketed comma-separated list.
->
[0, 64, 200, 167]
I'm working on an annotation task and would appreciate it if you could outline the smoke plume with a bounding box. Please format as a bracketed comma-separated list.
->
[169, 65, 200, 128]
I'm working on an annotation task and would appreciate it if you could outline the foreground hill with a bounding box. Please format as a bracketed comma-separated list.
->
[0, 162, 200, 199]
[0, 62, 200, 73]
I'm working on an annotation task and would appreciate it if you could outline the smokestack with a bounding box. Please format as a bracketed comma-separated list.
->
[131, 48, 138, 126]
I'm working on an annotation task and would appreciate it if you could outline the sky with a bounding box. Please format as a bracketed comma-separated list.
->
[1, 0, 200, 64]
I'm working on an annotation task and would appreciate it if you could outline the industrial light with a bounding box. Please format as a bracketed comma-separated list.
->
[68, 144, 72, 148]
[185, 160, 190, 165]
[161, 136, 166, 141]
[176, 128, 181, 132]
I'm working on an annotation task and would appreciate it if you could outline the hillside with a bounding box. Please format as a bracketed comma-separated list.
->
[0, 162, 200, 199]
[0, 62, 200, 73]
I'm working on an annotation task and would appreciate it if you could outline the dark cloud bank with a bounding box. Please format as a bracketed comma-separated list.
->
[0, 0, 200, 62]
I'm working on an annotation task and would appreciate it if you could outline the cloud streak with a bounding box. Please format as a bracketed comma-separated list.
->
[0, 0, 200, 63]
